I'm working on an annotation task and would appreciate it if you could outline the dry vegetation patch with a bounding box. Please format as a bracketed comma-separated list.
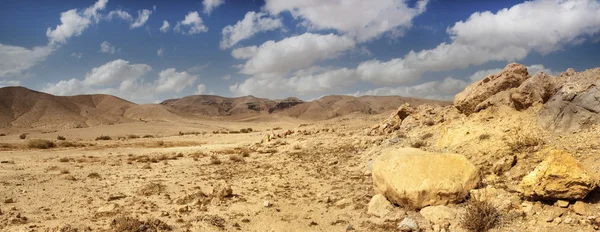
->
[28, 139, 56, 149]
[138, 183, 167, 196]
[460, 197, 501, 232]
[111, 216, 172, 231]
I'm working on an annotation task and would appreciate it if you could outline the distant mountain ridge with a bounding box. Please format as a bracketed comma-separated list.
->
[0, 86, 451, 129]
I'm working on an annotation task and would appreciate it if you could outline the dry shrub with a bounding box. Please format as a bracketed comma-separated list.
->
[142, 135, 154, 138]
[229, 130, 240, 134]
[56, 135, 66, 141]
[19, 133, 26, 139]
[293, 145, 302, 150]
[424, 119, 435, 126]
[210, 155, 222, 165]
[0, 143, 13, 149]
[461, 197, 501, 232]
[60, 169, 70, 174]
[409, 139, 427, 148]
[138, 183, 167, 196]
[506, 132, 544, 153]
[479, 134, 491, 140]
[58, 157, 70, 162]
[127, 134, 140, 139]
[156, 141, 165, 147]
[111, 216, 172, 231]
[95, 135, 111, 141]
[240, 128, 253, 133]
[199, 215, 226, 229]
[0, 133, 5, 136]
[229, 154, 244, 163]
[87, 172, 101, 179]
[190, 151, 207, 161]
[28, 139, 56, 149]
[58, 141, 84, 147]
[272, 127, 282, 131]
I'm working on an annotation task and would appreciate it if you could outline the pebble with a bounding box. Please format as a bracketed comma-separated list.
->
[263, 201, 272, 208]
[398, 217, 419, 232]
[4, 198, 14, 203]
[556, 200, 569, 208]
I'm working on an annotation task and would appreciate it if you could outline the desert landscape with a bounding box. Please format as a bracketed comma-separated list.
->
[0, 63, 599, 231]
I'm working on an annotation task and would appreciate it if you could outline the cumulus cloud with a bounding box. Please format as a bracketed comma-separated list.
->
[232, 33, 356, 76]
[106, 10, 133, 21]
[229, 67, 357, 98]
[203, 0, 225, 15]
[46, 0, 108, 45]
[157, 48, 164, 57]
[70, 52, 83, 59]
[174, 12, 208, 34]
[265, 0, 429, 42]
[160, 20, 170, 33]
[0, 44, 54, 78]
[0, 79, 21, 88]
[351, 77, 469, 101]
[131, 9, 152, 28]
[220, 11, 283, 49]
[195, 84, 207, 94]
[43, 60, 199, 103]
[357, 0, 600, 85]
[99, 41, 117, 54]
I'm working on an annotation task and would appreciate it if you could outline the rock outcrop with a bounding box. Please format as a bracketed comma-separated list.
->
[537, 68, 600, 132]
[372, 148, 480, 209]
[518, 150, 597, 200]
[367, 194, 394, 218]
[367, 103, 415, 135]
[454, 63, 529, 115]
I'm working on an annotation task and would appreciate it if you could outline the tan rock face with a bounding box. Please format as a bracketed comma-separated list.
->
[419, 205, 457, 225]
[368, 194, 394, 218]
[454, 63, 529, 115]
[518, 150, 597, 200]
[372, 148, 480, 209]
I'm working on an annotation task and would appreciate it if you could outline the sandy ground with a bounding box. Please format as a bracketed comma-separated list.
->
[1, 109, 600, 231]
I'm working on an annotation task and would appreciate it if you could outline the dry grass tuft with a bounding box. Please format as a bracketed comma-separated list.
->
[142, 134, 154, 138]
[0, 133, 5, 136]
[420, 132, 433, 140]
[58, 157, 70, 162]
[0, 143, 14, 149]
[479, 133, 491, 140]
[460, 197, 501, 232]
[210, 155, 222, 165]
[240, 128, 253, 133]
[87, 172, 101, 179]
[127, 134, 140, 139]
[229, 154, 244, 163]
[409, 139, 427, 148]
[28, 139, 56, 149]
[19, 133, 26, 139]
[95, 135, 111, 141]
[506, 132, 544, 153]
[111, 216, 172, 231]
[138, 182, 167, 196]
[56, 135, 66, 141]
[58, 141, 85, 147]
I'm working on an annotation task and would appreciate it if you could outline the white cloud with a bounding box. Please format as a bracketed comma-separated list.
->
[469, 64, 556, 82]
[157, 48, 164, 57]
[131, 9, 152, 29]
[0, 44, 54, 78]
[160, 20, 170, 33]
[203, 0, 225, 15]
[220, 11, 283, 49]
[195, 84, 207, 94]
[265, 0, 429, 42]
[222, 74, 231, 80]
[107, 10, 133, 21]
[232, 33, 356, 76]
[46, 0, 108, 45]
[70, 52, 83, 59]
[0, 79, 21, 88]
[174, 12, 208, 34]
[99, 41, 117, 54]
[155, 68, 198, 93]
[356, 0, 600, 85]
[351, 77, 469, 101]
[229, 67, 357, 98]
[44, 60, 199, 102]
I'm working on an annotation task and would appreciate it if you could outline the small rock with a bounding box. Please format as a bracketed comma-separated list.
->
[263, 201, 272, 208]
[63, 175, 77, 181]
[4, 198, 14, 204]
[419, 205, 456, 225]
[335, 198, 352, 209]
[553, 217, 563, 224]
[398, 217, 419, 232]
[556, 200, 569, 208]
[572, 201, 587, 215]
[563, 217, 573, 224]
[368, 194, 393, 218]
[107, 194, 126, 201]
[97, 203, 119, 214]
[346, 224, 354, 231]
[212, 183, 233, 199]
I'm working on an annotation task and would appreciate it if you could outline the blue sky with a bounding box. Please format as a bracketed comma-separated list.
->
[1, 0, 599, 103]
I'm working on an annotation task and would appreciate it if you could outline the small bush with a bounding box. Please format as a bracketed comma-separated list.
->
[293, 144, 302, 150]
[58, 141, 84, 147]
[240, 128, 253, 133]
[424, 119, 435, 126]
[28, 139, 56, 149]
[111, 216, 172, 231]
[229, 130, 240, 134]
[60, 169, 70, 174]
[95, 135, 111, 141]
[138, 183, 167, 196]
[58, 157, 70, 162]
[479, 134, 491, 140]
[19, 133, 27, 139]
[229, 154, 244, 163]
[210, 155, 222, 165]
[506, 132, 544, 153]
[272, 127, 282, 131]
[127, 134, 140, 139]
[56, 135, 66, 141]
[156, 141, 165, 146]
[0, 133, 6, 136]
[409, 140, 427, 149]
[460, 197, 501, 232]
[0, 143, 13, 149]
[87, 172, 101, 179]
[142, 135, 154, 138]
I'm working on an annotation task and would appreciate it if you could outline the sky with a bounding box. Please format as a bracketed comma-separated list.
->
[0, 0, 599, 104]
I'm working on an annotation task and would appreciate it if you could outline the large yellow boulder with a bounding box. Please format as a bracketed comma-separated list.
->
[518, 150, 597, 200]
[372, 148, 480, 209]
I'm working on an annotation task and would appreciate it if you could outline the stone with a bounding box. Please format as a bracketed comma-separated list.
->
[572, 201, 587, 215]
[367, 194, 394, 218]
[538, 68, 600, 132]
[419, 205, 456, 225]
[367, 103, 415, 135]
[4, 198, 14, 203]
[454, 63, 529, 115]
[398, 217, 419, 232]
[373, 148, 479, 209]
[492, 155, 516, 174]
[470, 187, 520, 212]
[97, 203, 119, 215]
[263, 201, 272, 208]
[212, 183, 233, 199]
[107, 194, 126, 201]
[518, 150, 597, 200]
[556, 200, 569, 208]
